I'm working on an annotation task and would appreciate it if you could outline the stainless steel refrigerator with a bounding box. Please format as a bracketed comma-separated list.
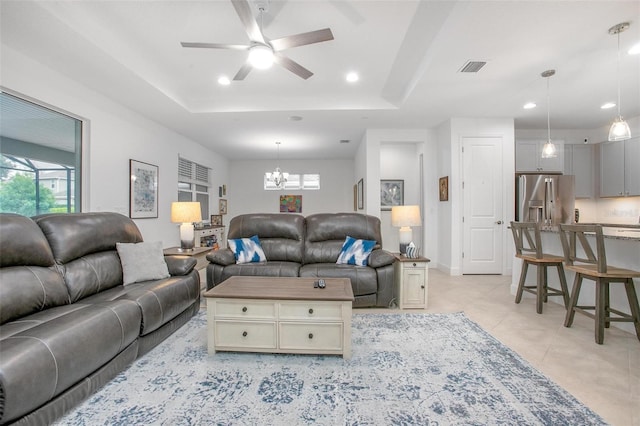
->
[516, 174, 575, 226]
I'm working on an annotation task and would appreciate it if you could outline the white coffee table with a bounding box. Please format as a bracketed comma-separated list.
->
[204, 276, 354, 358]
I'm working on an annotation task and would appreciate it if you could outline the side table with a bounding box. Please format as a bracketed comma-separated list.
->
[393, 254, 430, 309]
[163, 246, 212, 271]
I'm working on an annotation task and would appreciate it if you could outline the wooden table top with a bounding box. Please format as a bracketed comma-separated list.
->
[203, 276, 354, 302]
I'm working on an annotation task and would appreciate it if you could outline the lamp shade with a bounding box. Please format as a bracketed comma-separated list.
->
[391, 205, 421, 227]
[171, 202, 202, 223]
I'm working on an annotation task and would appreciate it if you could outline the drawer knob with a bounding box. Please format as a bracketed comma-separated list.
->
[242, 331, 248, 337]
[308, 333, 313, 339]
[413, 263, 417, 267]
[421, 285, 425, 289]
[308, 308, 314, 314]
[242, 306, 247, 313]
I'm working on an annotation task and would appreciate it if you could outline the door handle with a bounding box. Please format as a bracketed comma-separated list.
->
[495, 220, 503, 225]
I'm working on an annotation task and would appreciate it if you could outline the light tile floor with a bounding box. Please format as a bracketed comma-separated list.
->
[362, 270, 640, 426]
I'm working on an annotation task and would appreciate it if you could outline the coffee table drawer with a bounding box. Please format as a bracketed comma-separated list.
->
[279, 302, 343, 320]
[279, 322, 343, 351]
[215, 320, 277, 349]
[213, 300, 276, 319]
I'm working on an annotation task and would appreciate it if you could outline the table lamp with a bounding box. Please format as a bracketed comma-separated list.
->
[391, 205, 421, 255]
[171, 201, 202, 251]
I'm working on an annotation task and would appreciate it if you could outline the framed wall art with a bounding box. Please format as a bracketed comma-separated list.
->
[210, 214, 223, 226]
[219, 199, 228, 215]
[380, 179, 403, 210]
[439, 176, 449, 201]
[357, 178, 364, 210]
[129, 159, 158, 219]
[280, 195, 302, 213]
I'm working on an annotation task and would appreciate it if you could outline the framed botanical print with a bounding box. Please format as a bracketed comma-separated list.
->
[129, 159, 158, 219]
[380, 179, 403, 210]
[439, 176, 449, 201]
[357, 178, 364, 210]
[210, 214, 223, 226]
[219, 199, 228, 215]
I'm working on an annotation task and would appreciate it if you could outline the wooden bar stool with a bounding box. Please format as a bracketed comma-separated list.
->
[559, 224, 640, 344]
[510, 221, 570, 314]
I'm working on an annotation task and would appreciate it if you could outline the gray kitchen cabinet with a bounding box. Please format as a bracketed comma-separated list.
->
[600, 138, 639, 197]
[516, 140, 564, 173]
[564, 144, 593, 198]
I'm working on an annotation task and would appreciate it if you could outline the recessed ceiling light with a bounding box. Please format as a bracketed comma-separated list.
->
[218, 76, 231, 86]
[628, 42, 640, 55]
[339, 139, 350, 144]
[288, 115, 303, 121]
[523, 102, 536, 109]
[346, 72, 359, 83]
[601, 102, 616, 109]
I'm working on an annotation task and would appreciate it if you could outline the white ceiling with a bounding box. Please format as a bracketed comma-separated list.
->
[1, 0, 639, 160]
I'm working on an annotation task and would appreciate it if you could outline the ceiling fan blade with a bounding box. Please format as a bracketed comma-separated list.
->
[233, 62, 253, 81]
[274, 53, 313, 80]
[270, 28, 334, 52]
[231, 0, 265, 44]
[181, 42, 250, 50]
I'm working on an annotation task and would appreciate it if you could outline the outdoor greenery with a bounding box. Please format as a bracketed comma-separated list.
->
[0, 174, 58, 216]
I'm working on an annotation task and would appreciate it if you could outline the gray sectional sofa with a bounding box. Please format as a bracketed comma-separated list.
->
[0, 212, 201, 425]
[206, 212, 396, 307]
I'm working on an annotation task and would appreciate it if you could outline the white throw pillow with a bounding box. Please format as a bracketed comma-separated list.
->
[116, 241, 170, 285]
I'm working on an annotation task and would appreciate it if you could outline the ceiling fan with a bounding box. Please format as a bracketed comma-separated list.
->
[181, 0, 334, 81]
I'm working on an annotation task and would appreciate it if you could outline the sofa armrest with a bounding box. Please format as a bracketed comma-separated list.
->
[368, 249, 396, 268]
[206, 248, 236, 266]
[164, 255, 197, 276]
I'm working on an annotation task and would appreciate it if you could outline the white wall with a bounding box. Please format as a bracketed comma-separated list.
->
[1, 46, 229, 246]
[227, 158, 355, 217]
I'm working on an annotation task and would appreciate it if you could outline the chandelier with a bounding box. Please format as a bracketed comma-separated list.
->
[267, 142, 289, 189]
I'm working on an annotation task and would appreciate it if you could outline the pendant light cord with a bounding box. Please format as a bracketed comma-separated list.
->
[546, 75, 551, 142]
[616, 30, 622, 117]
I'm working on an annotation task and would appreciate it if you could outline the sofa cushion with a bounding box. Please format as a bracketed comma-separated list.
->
[228, 214, 305, 263]
[336, 236, 376, 266]
[299, 263, 378, 297]
[0, 213, 55, 268]
[304, 213, 382, 264]
[0, 300, 141, 424]
[228, 235, 267, 264]
[62, 251, 125, 302]
[34, 212, 143, 264]
[116, 241, 170, 284]
[0, 267, 70, 325]
[220, 261, 300, 283]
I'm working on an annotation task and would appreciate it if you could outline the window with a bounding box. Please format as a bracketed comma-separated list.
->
[0, 90, 82, 216]
[178, 157, 210, 220]
[264, 173, 320, 190]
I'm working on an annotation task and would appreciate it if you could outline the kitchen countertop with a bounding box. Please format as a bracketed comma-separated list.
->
[539, 223, 640, 241]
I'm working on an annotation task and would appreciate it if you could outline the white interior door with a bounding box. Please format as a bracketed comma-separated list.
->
[462, 137, 503, 274]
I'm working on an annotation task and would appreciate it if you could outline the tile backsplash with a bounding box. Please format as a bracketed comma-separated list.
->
[576, 197, 640, 224]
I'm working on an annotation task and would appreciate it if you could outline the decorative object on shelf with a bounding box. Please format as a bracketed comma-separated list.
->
[391, 205, 421, 254]
[540, 69, 557, 159]
[439, 176, 449, 201]
[171, 201, 202, 251]
[357, 178, 364, 210]
[608, 22, 632, 142]
[405, 242, 420, 259]
[280, 195, 302, 213]
[210, 214, 223, 226]
[129, 159, 158, 219]
[219, 199, 228, 215]
[266, 141, 289, 189]
[380, 179, 403, 210]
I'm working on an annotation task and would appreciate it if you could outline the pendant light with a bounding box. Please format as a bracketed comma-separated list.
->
[267, 142, 288, 189]
[608, 22, 631, 141]
[541, 69, 557, 159]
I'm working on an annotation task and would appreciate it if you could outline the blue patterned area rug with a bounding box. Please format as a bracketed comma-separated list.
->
[57, 311, 606, 425]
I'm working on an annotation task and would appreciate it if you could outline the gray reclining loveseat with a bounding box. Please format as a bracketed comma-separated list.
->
[206, 212, 395, 307]
[0, 212, 200, 425]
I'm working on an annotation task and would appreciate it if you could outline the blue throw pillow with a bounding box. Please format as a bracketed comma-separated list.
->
[336, 236, 376, 266]
[228, 235, 267, 264]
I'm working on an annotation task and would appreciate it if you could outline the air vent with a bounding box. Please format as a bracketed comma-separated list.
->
[459, 61, 487, 73]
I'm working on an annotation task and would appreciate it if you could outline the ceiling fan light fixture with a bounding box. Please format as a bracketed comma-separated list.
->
[248, 44, 274, 69]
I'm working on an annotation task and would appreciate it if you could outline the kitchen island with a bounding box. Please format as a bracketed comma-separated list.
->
[511, 223, 640, 335]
